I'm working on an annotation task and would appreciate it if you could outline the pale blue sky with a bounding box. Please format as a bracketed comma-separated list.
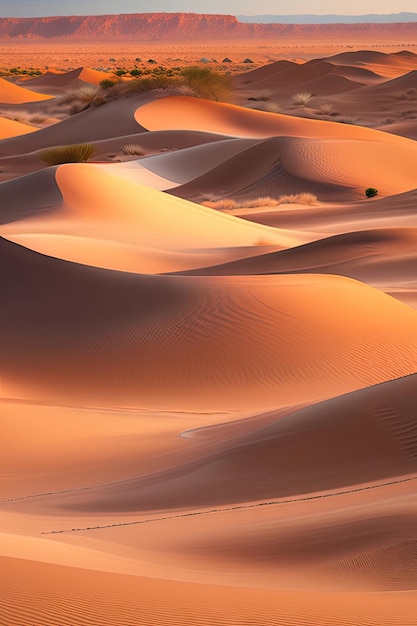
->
[1, 0, 416, 18]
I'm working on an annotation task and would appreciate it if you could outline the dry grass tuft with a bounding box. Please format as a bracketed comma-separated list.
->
[121, 143, 145, 156]
[39, 142, 96, 165]
[202, 199, 237, 210]
[292, 91, 313, 106]
[263, 102, 282, 113]
[277, 193, 317, 205]
[257, 89, 273, 101]
[318, 103, 334, 116]
[59, 84, 104, 108]
[202, 193, 317, 210]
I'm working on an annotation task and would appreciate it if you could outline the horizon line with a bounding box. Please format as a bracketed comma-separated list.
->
[1, 11, 417, 18]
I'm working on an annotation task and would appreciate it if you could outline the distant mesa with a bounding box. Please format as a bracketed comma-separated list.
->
[243, 58, 254, 63]
[222, 58, 233, 63]
[0, 14, 415, 41]
[200, 57, 210, 63]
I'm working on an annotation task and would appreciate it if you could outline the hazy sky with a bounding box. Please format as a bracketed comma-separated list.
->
[1, 0, 416, 18]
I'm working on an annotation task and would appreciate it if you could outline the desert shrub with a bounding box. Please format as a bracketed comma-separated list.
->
[124, 74, 177, 94]
[114, 68, 128, 76]
[100, 79, 116, 89]
[129, 68, 142, 77]
[60, 84, 103, 107]
[292, 91, 313, 106]
[39, 142, 96, 165]
[181, 66, 232, 102]
[121, 143, 145, 156]
[365, 187, 378, 198]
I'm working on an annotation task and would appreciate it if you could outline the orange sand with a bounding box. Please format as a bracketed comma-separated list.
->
[2, 46, 417, 626]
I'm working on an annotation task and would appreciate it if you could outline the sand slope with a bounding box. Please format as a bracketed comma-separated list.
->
[0, 76, 53, 104]
[0, 115, 38, 139]
[2, 237, 417, 409]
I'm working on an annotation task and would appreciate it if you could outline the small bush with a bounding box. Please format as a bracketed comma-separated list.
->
[181, 66, 232, 102]
[100, 79, 116, 89]
[125, 74, 177, 94]
[60, 84, 102, 107]
[39, 142, 96, 165]
[365, 187, 378, 198]
[292, 91, 313, 106]
[121, 143, 144, 156]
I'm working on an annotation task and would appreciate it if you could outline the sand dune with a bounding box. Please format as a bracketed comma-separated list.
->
[53, 374, 417, 513]
[1, 162, 314, 272]
[0, 115, 38, 139]
[3, 47, 417, 626]
[234, 59, 299, 85]
[135, 94, 417, 143]
[354, 69, 417, 95]
[0, 95, 147, 156]
[3, 555, 417, 626]
[37, 67, 109, 86]
[0, 76, 53, 104]
[180, 227, 417, 284]
[326, 49, 417, 77]
[378, 119, 417, 141]
[19, 67, 111, 95]
[2, 236, 417, 409]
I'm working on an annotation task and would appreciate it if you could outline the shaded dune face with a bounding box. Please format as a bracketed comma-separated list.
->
[180, 227, 417, 287]
[60, 375, 417, 512]
[3, 49, 417, 626]
[2, 236, 417, 409]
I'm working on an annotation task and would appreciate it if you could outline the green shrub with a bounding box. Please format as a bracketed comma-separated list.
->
[100, 79, 116, 89]
[181, 66, 232, 102]
[39, 142, 96, 165]
[365, 187, 378, 198]
[125, 74, 177, 93]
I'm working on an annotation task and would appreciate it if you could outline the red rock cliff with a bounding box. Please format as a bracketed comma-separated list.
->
[0, 13, 415, 40]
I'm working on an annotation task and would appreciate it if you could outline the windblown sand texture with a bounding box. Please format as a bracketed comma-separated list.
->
[2, 47, 417, 626]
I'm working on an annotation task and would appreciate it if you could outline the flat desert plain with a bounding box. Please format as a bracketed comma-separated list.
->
[1, 39, 417, 626]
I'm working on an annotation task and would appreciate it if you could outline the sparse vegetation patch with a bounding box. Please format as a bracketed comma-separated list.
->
[39, 142, 96, 165]
[203, 193, 317, 210]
